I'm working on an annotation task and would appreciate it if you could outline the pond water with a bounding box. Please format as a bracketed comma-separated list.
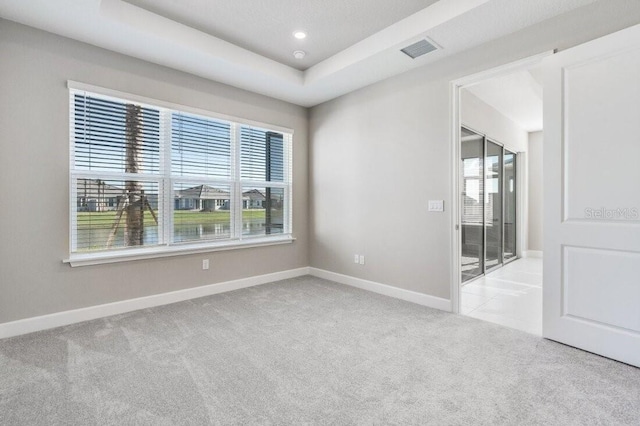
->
[76, 218, 282, 251]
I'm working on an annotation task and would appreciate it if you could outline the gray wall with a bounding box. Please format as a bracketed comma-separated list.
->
[309, 2, 640, 300]
[461, 90, 528, 153]
[310, 77, 452, 297]
[2, 0, 639, 323]
[528, 131, 544, 252]
[0, 20, 308, 324]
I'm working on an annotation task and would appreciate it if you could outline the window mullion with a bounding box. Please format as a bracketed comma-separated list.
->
[232, 123, 243, 239]
[70, 170, 163, 181]
[162, 110, 173, 246]
[238, 180, 288, 189]
[69, 87, 292, 259]
[284, 134, 293, 235]
[69, 91, 79, 253]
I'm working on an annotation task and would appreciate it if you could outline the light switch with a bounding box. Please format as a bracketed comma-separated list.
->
[428, 200, 444, 212]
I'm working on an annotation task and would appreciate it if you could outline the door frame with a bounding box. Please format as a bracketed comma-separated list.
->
[449, 51, 553, 314]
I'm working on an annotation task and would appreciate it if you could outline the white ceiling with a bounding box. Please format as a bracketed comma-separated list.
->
[0, 0, 602, 107]
[466, 69, 544, 132]
[124, 0, 440, 70]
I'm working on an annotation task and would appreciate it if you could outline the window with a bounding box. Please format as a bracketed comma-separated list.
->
[69, 85, 293, 263]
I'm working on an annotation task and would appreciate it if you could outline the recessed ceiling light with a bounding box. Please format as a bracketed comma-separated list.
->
[293, 31, 307, 40]
[293, 50, 306, 59]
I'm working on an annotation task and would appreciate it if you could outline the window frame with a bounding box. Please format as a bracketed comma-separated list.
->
[65, 81, 294, 267]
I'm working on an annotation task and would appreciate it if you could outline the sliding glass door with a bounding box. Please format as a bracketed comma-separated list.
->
[461, 128, 484, 282]
[460, 128, 517, 283]
[485, 140, 503, 271]
[503, 150, 517, 261]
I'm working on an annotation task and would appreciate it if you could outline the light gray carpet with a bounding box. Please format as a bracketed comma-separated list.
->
[1, 276, 639, 425]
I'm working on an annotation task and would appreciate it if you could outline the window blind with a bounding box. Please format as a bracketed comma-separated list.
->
[240, 126, 285, 182]
[70, 87, 293, 257]
[70, 85, 292, 255]
[171, 112, 231, 178]
[73, 94, 161, 173]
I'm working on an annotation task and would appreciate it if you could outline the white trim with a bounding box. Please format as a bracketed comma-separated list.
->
[161, 109, 173, 246]
[524, 250, 543, 258]
[517, 151, 528, 258]
[309, 268, 452, 312]
[284, 133, 293, 235]
[68, 85, 295, 264]
[232, 124, 242, 239]
[449, 50, 554, 316]
[0, 267, 310, 339]
[64, 236, 295, 267]
[449, 81, 462, 314]
[1, 266, 456, 339]
[68, 81, 294, 135]
[69, 90, 77, 253]
[453, 51, 555, 89]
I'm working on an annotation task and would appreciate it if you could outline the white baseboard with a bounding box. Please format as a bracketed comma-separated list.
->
[524, 250, 543, 258]
[309, 268, 452, 312]
[1, 266, 452, 339]
[0, 267, 310, 339]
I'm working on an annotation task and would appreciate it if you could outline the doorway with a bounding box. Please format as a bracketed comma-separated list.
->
[450, 52, 549, 335]
[451, 25, 640, 366]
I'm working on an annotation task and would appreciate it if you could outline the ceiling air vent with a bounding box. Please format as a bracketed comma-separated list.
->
[400, 38, 438, 59]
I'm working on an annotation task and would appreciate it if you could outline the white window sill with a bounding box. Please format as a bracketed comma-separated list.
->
[63, 236, 295, 267]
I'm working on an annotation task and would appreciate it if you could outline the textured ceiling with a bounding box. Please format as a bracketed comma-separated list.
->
[124, 0, 439, 70]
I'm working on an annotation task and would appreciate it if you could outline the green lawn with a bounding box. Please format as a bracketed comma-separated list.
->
[77, 209, 267, 229]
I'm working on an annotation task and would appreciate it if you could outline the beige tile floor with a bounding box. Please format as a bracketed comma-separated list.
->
[461, 257, 542, 335]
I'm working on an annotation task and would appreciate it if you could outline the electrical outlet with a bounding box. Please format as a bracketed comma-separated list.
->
[202, 259, 210, 270]
[354, 254, 360, 264]
[359, 255, 365, 265]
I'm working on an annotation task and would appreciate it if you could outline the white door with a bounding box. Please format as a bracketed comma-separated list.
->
[543, 24, 640, 367]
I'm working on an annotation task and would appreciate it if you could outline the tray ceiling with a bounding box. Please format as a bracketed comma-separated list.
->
[125, 0, 440, 70]
[0, 0, 615, 107]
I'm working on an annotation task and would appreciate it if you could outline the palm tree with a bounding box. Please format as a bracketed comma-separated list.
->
[125, 104, 143, 246]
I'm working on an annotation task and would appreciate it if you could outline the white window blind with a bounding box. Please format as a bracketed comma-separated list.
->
[73, 94, 161, 173]
[240, 126, 284, 182]
[172, 112, 231, 178]
[70, 87, 293, 259]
